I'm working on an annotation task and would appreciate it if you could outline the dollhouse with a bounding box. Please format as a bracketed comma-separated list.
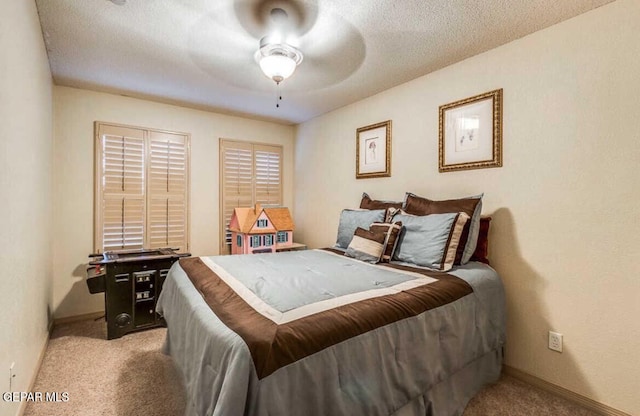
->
[229, 204, 295, 254]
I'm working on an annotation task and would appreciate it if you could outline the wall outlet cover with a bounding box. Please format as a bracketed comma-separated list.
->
[549, 331, 563, 352]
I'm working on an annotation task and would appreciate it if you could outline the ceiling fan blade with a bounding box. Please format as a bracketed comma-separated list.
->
[187, 0, 365, 92]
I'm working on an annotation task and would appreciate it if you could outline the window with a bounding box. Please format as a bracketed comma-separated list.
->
[277, 231, 288, 243]
[220, 139, 282, 254]
[94, 122, 190, 253]
[264, 234, 274, 246]
[257, 219, 268, 228]
[250, 235, 261, 248]
[237, 235, 242, 247]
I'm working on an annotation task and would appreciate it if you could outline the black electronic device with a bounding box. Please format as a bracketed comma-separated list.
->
[86, 247, 190, 339]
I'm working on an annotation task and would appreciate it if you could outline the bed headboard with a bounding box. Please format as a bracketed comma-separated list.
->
[470, 216, 491, 265]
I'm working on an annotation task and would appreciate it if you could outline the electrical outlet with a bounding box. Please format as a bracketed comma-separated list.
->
[549, 331, 563, 352]
[9, 362, 16, 392]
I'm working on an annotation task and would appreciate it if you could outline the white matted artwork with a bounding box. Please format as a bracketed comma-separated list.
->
[356, 120, 391, 179]
[439, 89, 502, 172]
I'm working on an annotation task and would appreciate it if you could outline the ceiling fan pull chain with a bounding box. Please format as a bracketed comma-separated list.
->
[276, 81, 282, 108]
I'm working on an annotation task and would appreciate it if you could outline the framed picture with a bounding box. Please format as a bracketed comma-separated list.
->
[356, 120, 391, 179]
[439, 89, 502, 172]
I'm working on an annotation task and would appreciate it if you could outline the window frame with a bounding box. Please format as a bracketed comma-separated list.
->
[277, 231, 288, 243]
[219, 138, 283, 254]
[94, 121, 191, 253]
[251, 235, 261, 248]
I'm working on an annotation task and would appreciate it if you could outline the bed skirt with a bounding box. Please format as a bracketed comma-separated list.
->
[393, 348, 503, 416]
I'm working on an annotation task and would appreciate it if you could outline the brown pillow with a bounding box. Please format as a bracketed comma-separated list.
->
[359, 192, 402, 210]
[402, 192, 480, 264]
[470, 217, 491, 264]
[370, 221, 403, 262]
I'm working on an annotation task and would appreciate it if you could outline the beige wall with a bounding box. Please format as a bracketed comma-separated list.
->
[0, 1, 53, 415]
[294, 1, 640, 414]
[52, 86, 295, 318]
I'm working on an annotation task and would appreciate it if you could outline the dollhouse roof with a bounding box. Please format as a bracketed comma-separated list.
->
[264, 207, 295, 231]
[229, 204, 294, 234]
[229, 205, 260, 233]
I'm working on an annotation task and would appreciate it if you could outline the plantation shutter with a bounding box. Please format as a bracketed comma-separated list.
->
[219, 139, 283, 254]
[147, 131, 189, 251]
[220, 140, 254, 254]
[96, 125, 146, 251]
[95, 123, 190, 253]
[254, 145, 282, 207]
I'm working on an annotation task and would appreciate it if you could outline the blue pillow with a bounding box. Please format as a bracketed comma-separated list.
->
[392, 212, 470, 271]
[402, 192, 483, 265]
[335, 209, 386, 249]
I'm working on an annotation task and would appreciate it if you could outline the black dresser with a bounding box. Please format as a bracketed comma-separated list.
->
[86, 248, 190, 339]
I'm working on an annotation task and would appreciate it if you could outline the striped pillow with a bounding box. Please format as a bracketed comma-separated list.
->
[345, 227, 387, 263]
[370, 221, 403, 262]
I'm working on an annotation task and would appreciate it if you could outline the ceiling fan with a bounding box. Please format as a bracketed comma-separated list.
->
[187, 0, 365, 94]
[253, 7, 305, 85]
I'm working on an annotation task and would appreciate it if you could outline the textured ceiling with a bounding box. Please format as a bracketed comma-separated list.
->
[35, 0, 614, 124]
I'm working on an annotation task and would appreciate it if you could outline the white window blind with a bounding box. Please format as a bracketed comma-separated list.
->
[95, 123, 190, 253]
[219, 139, 283, 254]
[254, 144, 282, 206]
[148, 131, 189, 250]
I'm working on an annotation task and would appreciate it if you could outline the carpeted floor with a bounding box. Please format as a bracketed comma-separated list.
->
[24, 319, 598, 416]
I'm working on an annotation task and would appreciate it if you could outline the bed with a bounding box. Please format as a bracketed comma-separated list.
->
[158, 191, 504, 415]
[157, 247, 505, 416]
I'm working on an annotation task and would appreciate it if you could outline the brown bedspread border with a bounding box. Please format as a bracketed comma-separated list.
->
[179, 250, 472, 379]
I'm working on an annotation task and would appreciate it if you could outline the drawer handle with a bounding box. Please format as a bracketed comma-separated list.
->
[115, 274, 129, 283]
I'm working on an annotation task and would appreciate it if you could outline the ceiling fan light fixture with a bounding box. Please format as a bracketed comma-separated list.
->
[256, 37, 303, 84]
[259, 54, 296, 83]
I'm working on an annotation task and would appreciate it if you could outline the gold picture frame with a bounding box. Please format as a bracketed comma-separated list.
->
[439, 89, 503, 172]
[356, 120, 392, 179]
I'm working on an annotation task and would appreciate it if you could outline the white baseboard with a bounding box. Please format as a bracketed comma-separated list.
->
[15, 312, 104, 416]
[503, 365, 630, 416]
[16, 321, 53, 416]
